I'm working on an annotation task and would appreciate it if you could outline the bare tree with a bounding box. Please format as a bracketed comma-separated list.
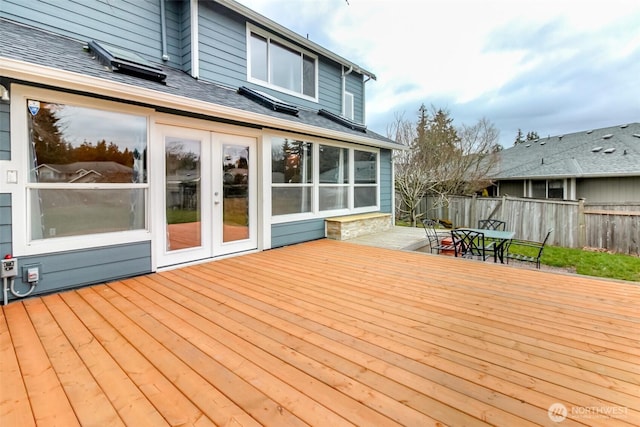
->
[387, 112, 435, 227]
[390, 105, 501, 226]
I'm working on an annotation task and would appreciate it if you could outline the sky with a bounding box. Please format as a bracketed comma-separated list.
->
[236, 0, 640, 147]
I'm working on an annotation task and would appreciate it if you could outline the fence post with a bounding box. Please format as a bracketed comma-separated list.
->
[470, 193, 477, 227]
[578, 198, 586, 248]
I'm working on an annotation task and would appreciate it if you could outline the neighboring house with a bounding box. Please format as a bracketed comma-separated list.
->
[36, 162, 134, 183]
[490, 123, 640, 202]
[0, 0, 401, 299]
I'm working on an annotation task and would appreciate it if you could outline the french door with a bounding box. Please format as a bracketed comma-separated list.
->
[157, 125, 257, 267]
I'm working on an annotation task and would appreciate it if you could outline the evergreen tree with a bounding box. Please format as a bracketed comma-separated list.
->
[526, 131, 540, 141]
[30, 103, 68, 164]
[514, 128, 525, 145]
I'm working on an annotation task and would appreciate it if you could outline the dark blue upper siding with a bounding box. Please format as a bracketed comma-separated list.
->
[0, 0, 368, 119]
[0, 0, 184, 69]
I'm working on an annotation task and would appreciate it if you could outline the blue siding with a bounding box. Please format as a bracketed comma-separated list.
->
[379, 149, 392, 213]
[6, 242, 151, 302]
[196, 2, 350, 114]
[164, 0, 187, 68]
[178, 0, 192, 72]
[345, 72, 364, 123]
[271, 219, 325, 248]
[198, 1, 246, 88]
[0, 194, 11, 257]
[0, 101, 9, 160]
[0, 0, 182, 68]
[317, 58, 342, 114]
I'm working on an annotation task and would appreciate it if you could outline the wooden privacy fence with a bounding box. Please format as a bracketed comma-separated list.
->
[406, 195, 640, 255]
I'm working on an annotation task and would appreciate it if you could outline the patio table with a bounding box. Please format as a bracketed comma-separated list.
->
[459, 228, 515, 263]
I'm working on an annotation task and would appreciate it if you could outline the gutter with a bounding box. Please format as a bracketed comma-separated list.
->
[1, 56, 401, 150]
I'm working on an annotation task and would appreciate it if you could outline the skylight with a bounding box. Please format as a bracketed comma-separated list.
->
[318, 109, 367, 132]
[603, 148, 616, 154]
[88, 40, 166, 83]
[591, 146, 603, 152]
[237, 86, 299, 115]
[602, 134, 613, 139]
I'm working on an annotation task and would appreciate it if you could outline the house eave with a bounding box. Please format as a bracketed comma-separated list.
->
[1, 56, 400, 150]
[493, 172, 640, 180]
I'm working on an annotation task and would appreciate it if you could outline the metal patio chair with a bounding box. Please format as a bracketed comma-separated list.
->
[451, 229, 495, 261]
[421, 219, 456, 254]
[506, 229, 553, 269]
[478, 219, 506, 231]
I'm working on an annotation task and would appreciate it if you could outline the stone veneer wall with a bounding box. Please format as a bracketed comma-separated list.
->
[325, 213, 392, 241]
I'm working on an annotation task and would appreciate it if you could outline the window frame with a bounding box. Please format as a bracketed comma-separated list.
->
[344, 91, 354, 121]
[246, 24, 319, 102]
[10, 85, 152, 256]
[270, 134, 379, 223]
[528, 178, 565, 200]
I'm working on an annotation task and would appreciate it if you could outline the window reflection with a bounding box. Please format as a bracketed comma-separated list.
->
[27, 99, 148, 240]
[271, 138, 313, 215]
[223, 144, 250, 242]
[28, 100, 147, 183]
[271, 139, 312, 184]
[165, 138, 201, 251]
[354, 150, 377, 184]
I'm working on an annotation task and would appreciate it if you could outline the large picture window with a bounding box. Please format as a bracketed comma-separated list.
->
[271, 139, 313, 215]
[26, 100, 148, 240]
[319, 145, 349, 211]
[354, 150, 378, 208]
[248, 27, 317, 99]
[271, 138, 378, 218]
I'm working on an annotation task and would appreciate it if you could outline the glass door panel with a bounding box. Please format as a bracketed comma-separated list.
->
[222, 144, 250, 242]
[165, 137, 201, 251]
[213, 133, 257, 255]
[157, 127, 255, 268]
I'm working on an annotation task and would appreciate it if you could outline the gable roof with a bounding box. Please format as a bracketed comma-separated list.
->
[0, 18, 398, 150]
[491, 123, 640, 179]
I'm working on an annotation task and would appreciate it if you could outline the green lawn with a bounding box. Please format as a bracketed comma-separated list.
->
[509, 243, 640, 282]
[398, 221, 640, 282]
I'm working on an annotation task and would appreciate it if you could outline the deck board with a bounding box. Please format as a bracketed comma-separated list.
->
[1, 239, 638, 426]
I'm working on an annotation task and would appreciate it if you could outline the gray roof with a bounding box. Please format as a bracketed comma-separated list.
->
[491, 123, 640, 179]
[0, 18, 396, 147]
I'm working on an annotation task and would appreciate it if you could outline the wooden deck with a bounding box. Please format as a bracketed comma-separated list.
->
[1, 239, 638, 426]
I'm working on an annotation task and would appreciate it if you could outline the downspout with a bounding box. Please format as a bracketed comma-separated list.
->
[341, 65, 353, 116]
[160, 0, 170, 61]
[190, 0, 199, 78]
